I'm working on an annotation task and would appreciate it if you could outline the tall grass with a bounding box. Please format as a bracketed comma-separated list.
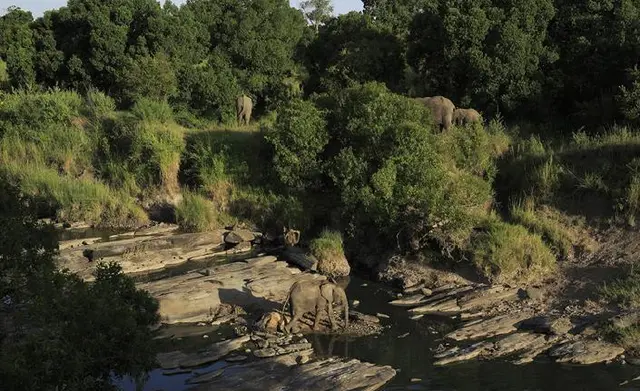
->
[471, 215, 556, 284]
[309, 230, 344, 259]
[174, 191, 219, 232]
[1, 163, 147, 228]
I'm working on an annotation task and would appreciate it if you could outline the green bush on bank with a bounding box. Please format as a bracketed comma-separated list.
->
[471, 216, 556, 283]
[310, 230, 345, 260]
[175, 191, 219, 232]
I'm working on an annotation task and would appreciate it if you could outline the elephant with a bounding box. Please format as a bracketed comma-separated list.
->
[236, 95, 253, 126]
[414, 96, 455, 132]
[453, 108, 483, 126]
[283, 279, 349, 333]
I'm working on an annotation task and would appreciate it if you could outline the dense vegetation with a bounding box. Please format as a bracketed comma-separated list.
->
[3, 0, 640, 386]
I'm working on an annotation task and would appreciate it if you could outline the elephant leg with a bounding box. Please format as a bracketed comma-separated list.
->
[327, 301, 337, 331]
[313, 305, 322, 331]
[444, 113, 453, 131]
[286, 312, 303, 334]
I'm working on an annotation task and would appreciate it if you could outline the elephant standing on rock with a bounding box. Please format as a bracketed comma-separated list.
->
[453, 108, 483, 126]
[414, 96, 455, 132]
[283, 280, 349, 333]
[236, 95, 253, 126]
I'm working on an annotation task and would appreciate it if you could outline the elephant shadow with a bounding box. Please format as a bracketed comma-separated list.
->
[217, 287, 282, 317]
[310, 333, 352, 359]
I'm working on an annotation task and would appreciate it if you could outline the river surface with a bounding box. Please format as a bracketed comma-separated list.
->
[60, 227, 639, 391]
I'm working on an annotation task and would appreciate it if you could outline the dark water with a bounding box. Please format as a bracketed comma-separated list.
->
[113, 276, 640, 391]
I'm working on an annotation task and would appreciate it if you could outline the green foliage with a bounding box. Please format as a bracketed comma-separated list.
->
[131, 98, 174, 123]
[264, 99, 328, 191]
[0, 7, 36, 89]
[299, 0, 334, 31]
[0, 181, 159, 390]
[471, 215, 556, 283]
[407, 0, 557, 114]
[95, 115, 185, 194]
[175, 191, 219, 232]
[1, 162, 147, 228]
[118, 53, 177, 106]
[363, 0, 428, 37]
[601, 266, 640, 309]
[306, 12, 406, 93]
[309, 230, 345, 260]
[85, 89, 117, 118]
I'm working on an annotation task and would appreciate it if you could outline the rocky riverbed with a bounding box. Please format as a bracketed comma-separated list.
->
[54, 223, 640, 390]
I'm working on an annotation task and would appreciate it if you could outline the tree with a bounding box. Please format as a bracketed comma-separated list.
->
[362, 0, 429, 37]
[0, 178, 160, 390]
[407, 0, 557, 116]
[300, 0, 334, 32]
[305, 12, 406, 94]
[0, 7, 36, 89]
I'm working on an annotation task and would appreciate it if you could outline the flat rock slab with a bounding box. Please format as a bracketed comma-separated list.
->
[189, 355, 396, 391]
[56, 230, 227, 281]
[445, 312, 534, 342]
[549, 340, 624, 365]
[157, 335, 251, 369]
[138, 256, 325, 324]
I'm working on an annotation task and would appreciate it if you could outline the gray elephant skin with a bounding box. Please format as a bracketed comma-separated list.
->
[283, 280, 349, 333]
[236, 95, 253, 126]
[453, 108, 482, 126]
[414, 96, 455, 131]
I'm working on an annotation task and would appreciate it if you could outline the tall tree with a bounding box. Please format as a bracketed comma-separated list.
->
[0, 7, 36, 89]
[362, 0, 428, 37]
[300, 0, 334, 32]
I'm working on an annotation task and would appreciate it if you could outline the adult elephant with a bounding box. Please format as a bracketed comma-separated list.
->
[414, 96, 455, 132]
[453, 108, 483, 126]
[283, 280, 349, 333]
[236, 95, 253, 126]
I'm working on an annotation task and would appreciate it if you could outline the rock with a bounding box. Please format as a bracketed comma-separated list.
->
[457, 286, 519, 312]
[403, 282, 426, 295]
[518, 316, 573, 336]
[398, 332, 410, 339]
[189, 355, 397, 391]
[376, 313, 390, 319]
[255, 312, 287, 333]
[410, 315, 424, 321]
[225, 230, 256, 244]
[421, 288, 433, 296]
[281, 247, 318, 271]
[446, 312, 534, 342]
[610, 311, 640, 330]
[550, 340, 625, 365]
[411, 378, 422, 382]
[226, 355, 248, 362]
[316, 252, 351, 278]
[518, 287, 544, 301]
[434, 341, 492, 366]
[157, 335, 251, 369]
[297, 355, 310, 364]
[389, 294, 428, 307]
[351, 300, 360, 308]
[350, 311, 380, 324]
[254, 347, 277, 358]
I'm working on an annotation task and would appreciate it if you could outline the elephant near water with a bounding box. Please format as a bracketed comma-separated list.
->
[283, 280, 349, 333]
[236, 95, 253, 126]
[453, 108, 483, 126]
[414, 96, 455, 132]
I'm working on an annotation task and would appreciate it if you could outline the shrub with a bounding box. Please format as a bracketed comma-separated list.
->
[601, 266, 640, 309]
[84, 89, 116, 118]
[95, 115, 185, 194]
[175, 191, 218, 232]
[131, 98, 174, 123]
[264, 99, 328, 191]
[309, 230, 351, 277]
[1, 163, 147, 228]
[471, 216, 556, 283]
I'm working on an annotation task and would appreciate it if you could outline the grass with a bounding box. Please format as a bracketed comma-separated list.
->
[471, 215, 556, 284]
[1, 163, 147, 228]
[601, 267, 640, 308]
[309, 230, 345, 259]
[174, 191, 220, 232]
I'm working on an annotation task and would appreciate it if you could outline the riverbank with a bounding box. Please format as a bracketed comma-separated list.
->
[53, 222, 640, 390]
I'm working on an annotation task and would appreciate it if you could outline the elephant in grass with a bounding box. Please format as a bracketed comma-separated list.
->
[283, 280, 349, 333]
[453, 108, 483, 126]
[236, 95, 253, 126]
[414, 96, 455, 132]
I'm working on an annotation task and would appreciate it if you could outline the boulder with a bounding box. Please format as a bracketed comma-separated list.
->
[225, 230, 256, 245]
[317, 252, 350, 277]
[281, 247, 318, 271]
[255, 312, 288, 333]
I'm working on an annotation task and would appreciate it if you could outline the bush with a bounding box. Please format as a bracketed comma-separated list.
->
[471, 216, 556, 283]
[131, 98, 174, 123]
[309, 230, 350, 277]
[264, 99, 328, 191]
[175, 191, 218, 232]
[95, 115, 185, 194]
[84, 90, 116, 118]
[601, 266, 640, 309]
[1, 162, 147, 228]
[0, 183, 159, 390]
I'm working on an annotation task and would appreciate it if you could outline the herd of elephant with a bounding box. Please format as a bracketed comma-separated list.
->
[236, 94, 482, 131]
